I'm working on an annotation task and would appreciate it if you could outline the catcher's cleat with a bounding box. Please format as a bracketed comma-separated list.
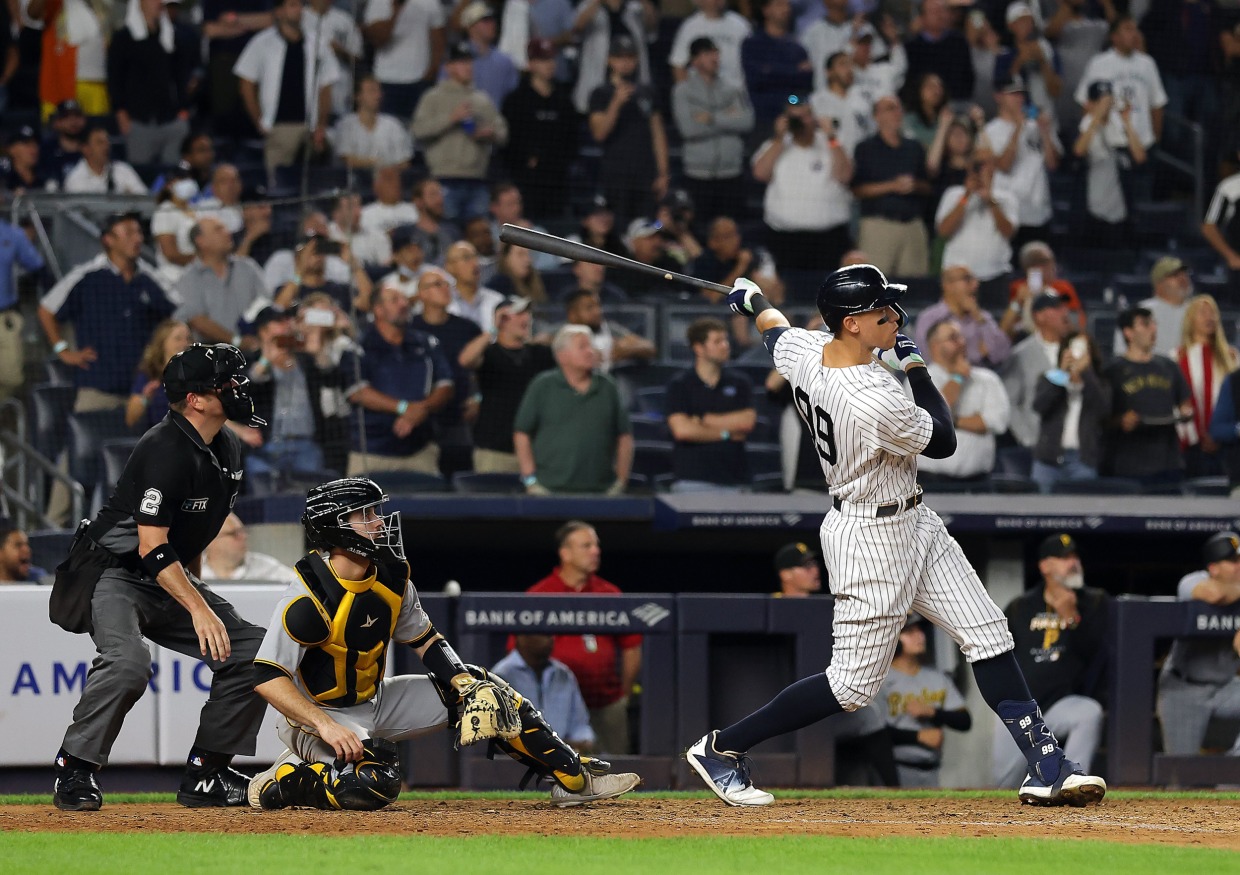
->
[1018, 757, 1106, 807]
[686, 731, 774, 807]
[248, 749, 299, 810]
[549, 770, 642, 808]
[53, 753, 102, 812]
[177, 761, 251, 808]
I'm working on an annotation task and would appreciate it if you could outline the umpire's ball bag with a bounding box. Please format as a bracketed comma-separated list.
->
[50, 519, 116, 635]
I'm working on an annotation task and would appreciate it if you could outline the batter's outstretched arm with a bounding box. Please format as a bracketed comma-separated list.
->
[722, 278, 790, 353]
[906, 366, 957, 459]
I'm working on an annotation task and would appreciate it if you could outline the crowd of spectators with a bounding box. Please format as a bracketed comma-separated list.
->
[2, 0, 1240, 503]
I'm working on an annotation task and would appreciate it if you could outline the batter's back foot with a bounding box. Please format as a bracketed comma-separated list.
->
[686, 731, 774, 807]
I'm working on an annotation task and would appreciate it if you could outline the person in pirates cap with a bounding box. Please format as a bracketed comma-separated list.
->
[50, 343, 270, 812]
[879, 613, 972, 787]
[248, 477, 642, 810]
[993, 533, 1109, 787]
[773, 542, 820, 597]
[1157, 531, 1240, 760]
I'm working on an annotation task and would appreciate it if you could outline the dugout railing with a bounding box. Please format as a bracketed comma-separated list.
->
[1108, 597, 1240, 787]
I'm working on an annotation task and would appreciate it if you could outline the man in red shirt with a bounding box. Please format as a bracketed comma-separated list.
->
[524, 520, 642, 754]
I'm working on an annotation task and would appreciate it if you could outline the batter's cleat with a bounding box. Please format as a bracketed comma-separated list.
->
[686, 731, 774, 807]
[1018, 757, 1106, 807]
[53, 753, 102, 812]
[177, 760, 251, 808]
[248, 749, 299, 809]
[550, 770, 642, 808]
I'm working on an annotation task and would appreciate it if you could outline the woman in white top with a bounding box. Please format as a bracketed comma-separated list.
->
[1174, 294, 1240, 477]
[150, 166, 199, 285]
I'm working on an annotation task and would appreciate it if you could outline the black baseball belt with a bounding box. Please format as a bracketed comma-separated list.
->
[831, 488, 924, 519]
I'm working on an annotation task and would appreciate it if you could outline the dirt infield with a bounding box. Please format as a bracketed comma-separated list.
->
[3, 797, 1239, 849]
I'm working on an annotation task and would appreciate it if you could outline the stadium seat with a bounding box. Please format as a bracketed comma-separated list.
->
[1182, 476, 1231, 496]
[67, 410, 131, 492]
[43, 358, 75, 386]
[29, 384, 78, 463]
[1049, 477, 1142, 495]
[452, 472, 524, 494]
[100, 438, 141, 494]
[988, 474, 1039, 494]
[633, 386, 667, 416]
[994, 446, 1033, 478]
[26, 528, 76, 572]
[631, 414, 671, 441]
[746, 442, 782, 477]
[921, 478, 988, 494]
[359, 471, 449, 494]
[1132, 201, 1190, 248]
[632, 441, 674, 480]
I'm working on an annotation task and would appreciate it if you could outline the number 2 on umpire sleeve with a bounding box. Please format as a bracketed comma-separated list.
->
[793, 387, 837, 465]
[140, 488, 162, 516]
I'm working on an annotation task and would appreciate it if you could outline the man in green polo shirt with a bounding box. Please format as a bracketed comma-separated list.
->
[514, 325, 633, 494]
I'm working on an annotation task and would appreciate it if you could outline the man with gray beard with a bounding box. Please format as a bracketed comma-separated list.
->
[993, 533, 1109, 787]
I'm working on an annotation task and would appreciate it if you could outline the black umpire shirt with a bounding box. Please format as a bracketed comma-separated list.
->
[666, 366, 753, 485]
[91, 410, 244, 576]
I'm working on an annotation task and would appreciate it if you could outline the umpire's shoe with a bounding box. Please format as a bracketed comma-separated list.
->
[177, 756, 251, 808]
[1018, 757, 1106, 807]
[686, 731, 774, 807]
[550, 770, 643, 808]
[53, 750, 103, 811]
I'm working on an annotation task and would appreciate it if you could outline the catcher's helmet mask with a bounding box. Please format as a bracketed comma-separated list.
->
[302, 478, 406, 561]
[816, 263, 910, 335]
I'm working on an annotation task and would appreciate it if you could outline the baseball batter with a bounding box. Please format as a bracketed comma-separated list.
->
[686, 266, 1106, 807]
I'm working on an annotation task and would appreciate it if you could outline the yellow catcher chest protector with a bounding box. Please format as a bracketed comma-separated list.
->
[282, 551, 409, 707]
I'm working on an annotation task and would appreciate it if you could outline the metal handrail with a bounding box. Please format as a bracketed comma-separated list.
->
[0, 398, 29, 520]
[0, 431, 85, 530]
[1153, 114, 1205, 230]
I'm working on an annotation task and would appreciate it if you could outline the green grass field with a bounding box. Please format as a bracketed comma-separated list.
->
[4, 791, 1239, 875]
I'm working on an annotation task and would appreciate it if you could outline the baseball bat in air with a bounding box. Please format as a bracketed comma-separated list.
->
[498, 223, 732, 295]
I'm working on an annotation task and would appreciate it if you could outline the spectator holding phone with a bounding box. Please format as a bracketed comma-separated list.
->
[273, 235, 373, 314]
[1031, 332, 1109, 492]
[985, 73, 1061, 258]
[1001, 242, 1085, 341]
[997, 3, 1062, 125]
[1073, 80, 1146, 248]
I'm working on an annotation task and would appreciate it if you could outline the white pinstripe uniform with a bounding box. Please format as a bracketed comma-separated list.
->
[771, 327, 1014, 710]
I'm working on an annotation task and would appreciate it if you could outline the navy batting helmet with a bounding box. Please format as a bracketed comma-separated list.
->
[816, 264, 909, 332]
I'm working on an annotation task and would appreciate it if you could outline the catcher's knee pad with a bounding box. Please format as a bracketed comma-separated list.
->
[491, 698, 603, 793]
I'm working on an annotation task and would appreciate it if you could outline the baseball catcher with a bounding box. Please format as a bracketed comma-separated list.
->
[249, 477, 641, 810]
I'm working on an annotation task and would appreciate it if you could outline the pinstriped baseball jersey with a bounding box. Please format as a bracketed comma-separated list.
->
[766, 326, 1012, 710]
[772, 327, 932, 503]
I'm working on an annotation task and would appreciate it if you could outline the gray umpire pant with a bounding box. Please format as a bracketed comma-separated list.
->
[60, 568, 268, 767]
[992, 694, 1104, 787]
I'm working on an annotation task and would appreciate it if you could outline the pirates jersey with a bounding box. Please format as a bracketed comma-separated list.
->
[254, 550, 431, 707]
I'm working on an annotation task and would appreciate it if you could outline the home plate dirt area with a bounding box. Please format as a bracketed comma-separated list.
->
[3, 797, 1239, 849]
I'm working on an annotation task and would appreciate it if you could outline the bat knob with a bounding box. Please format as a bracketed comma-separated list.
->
[663, 273, 673, 281]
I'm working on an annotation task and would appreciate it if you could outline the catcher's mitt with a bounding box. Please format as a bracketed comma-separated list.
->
[452, 673, 521, 747]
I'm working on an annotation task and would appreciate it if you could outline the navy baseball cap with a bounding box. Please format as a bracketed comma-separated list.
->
[447, 39, 474, 62]
[9, 125, 38, 145]
[390, 224, 424, 252]
[609, 34, 638, 56]
[54, 99, 84, 117]
[1087, 80, 1113, 102]
[1030, 292, 1071, 313]
[253, 304, 296, 331]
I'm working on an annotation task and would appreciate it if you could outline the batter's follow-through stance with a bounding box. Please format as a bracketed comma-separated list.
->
[686, 267, 1106, 808]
